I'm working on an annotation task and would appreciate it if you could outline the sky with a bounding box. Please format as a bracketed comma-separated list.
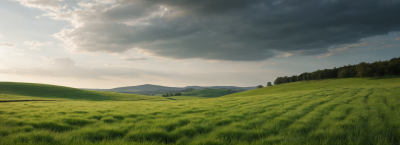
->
[0, 0, 399, 89]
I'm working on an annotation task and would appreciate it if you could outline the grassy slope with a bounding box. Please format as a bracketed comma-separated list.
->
[0, 82, 160, 101]
[1, 78, 400, 144]
[182, 89, 235, 97]
[225, 77, 399, 98]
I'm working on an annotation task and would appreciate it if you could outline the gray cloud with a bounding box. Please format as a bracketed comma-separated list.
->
[374, 44, 397, 50]
[48, 0, 400, 61]
[123, 57, 148, 61]
[318, 41, 373, 58]
[0, 42, 18, 48]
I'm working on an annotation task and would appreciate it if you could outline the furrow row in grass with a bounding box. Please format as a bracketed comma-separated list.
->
[229, 91, 345, 130]
[365, 88, 400, 144]
[211, 90, 346, 143]
[283, 89, 360, 138]
[306, 88, 374, 144]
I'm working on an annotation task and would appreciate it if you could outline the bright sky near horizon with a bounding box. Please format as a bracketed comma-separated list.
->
[0, 0, 399, 89]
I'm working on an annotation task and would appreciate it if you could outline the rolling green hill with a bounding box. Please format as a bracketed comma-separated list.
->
[225, 77, 400, 98]
[1, 78, 400, 144]
[0, 82, 159, 101]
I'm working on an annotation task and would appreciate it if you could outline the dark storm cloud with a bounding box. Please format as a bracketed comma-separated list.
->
[136, 0, 264, 14]
[55, 0, 400, 61]
[123, 57, 148, 61]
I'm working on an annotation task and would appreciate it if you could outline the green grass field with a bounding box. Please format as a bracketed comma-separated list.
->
[1, 78, 400, 144]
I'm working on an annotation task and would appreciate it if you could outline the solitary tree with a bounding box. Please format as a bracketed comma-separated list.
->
[257, 85, 263, 88]
[267, 82, 272, 86]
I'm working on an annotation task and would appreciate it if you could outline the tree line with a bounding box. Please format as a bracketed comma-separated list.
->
[274, 57, 400, 85]
[162, 93, 182, 97]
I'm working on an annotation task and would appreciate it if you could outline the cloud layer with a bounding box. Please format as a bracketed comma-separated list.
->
[22, 0, 400, 61]
[0, 42, 18, 48]
[0, 57, 160, 79]
[13, 0, 62, 11]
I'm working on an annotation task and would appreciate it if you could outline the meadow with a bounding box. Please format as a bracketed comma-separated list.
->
[1, 78, 400, 144]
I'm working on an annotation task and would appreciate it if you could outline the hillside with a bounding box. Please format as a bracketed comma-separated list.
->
[182, 88, 239, 97]
[1, 78, 400, 144]
[225, 77, 400, 98]
[84, 84, 256, 95]
[0, 82, 159, 101]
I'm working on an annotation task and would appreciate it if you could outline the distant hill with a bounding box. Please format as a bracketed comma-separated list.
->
[111, 84, 183, 92]
[84, 84, 257, 95]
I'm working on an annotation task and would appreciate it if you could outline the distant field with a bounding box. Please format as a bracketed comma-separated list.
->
[1, 78, 400, 144]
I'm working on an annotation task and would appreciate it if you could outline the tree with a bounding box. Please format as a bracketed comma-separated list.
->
[257, 85, 263, 88]
[267, 82, 272, 87]
[338, 68, 348, 78]
[274, 77, 283, 85]
[274, 77, 279, 85]
[271, 56, 400, 84]
[162, 93, 175, 97]
[291, 75, 297, 82]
